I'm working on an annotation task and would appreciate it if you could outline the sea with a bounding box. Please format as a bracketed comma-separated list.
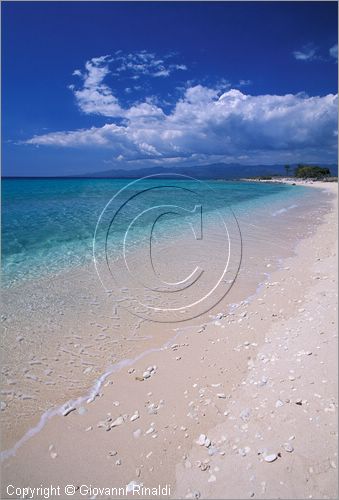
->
[2, 177, 316, 287]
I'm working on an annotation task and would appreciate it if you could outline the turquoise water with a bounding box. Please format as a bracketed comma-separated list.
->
[2, 178, 310, 286]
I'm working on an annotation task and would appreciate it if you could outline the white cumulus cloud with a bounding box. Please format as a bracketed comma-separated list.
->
[70, 54, 188, 116]
[72, 55, 123, 117]
[26, 73, 338, 165]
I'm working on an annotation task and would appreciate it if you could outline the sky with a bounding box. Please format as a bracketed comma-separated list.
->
[2, 1, 338, 177]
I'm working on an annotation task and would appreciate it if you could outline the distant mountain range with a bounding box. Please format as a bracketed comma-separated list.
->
[77, 162, 338, 180]
[5, 162, 338, 179]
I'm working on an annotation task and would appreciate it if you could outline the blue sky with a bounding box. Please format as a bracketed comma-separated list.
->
[3, 1, 338, 176]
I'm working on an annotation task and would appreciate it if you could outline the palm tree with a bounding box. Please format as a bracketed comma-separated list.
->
[284, 164, 291, 177]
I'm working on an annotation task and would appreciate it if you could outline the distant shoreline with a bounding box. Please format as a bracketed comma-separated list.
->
[241, 176, 338, 185]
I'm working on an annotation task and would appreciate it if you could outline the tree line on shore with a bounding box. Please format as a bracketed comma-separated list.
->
[285, 164, 331, 179]
[257, 164, 334, 181]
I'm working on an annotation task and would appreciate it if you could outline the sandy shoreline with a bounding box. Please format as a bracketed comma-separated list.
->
[1, 181, 337, 499]
[176, 182, 338, 499]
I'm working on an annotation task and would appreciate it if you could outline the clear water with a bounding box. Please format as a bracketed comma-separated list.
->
[2, 178, 311, 286]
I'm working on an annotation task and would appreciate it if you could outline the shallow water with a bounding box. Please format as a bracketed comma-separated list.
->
[2, 178, 311, 286]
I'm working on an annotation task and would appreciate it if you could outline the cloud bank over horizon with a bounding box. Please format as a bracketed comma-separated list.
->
[25, 54, 338, 167]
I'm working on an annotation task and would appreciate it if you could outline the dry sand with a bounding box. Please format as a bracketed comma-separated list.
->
[0, 181, 337, 499]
